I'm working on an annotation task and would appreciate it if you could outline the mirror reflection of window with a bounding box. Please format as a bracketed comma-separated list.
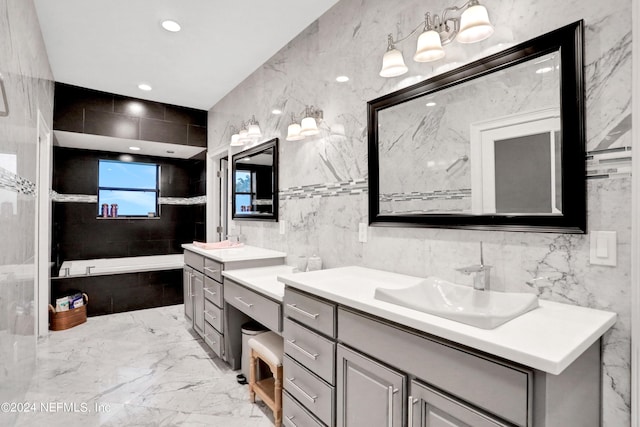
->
[235, 170, 255, 212]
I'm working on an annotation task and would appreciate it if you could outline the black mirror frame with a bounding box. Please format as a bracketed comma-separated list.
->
[231, 137, 279, 222]
[368, 21, 585, 233]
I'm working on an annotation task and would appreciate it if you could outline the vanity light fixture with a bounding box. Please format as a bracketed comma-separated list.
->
[246, 115, 262, 138]
[286, 106, 324, 141]
[379, 0, 494, 77]
[229, 116, 264, 146]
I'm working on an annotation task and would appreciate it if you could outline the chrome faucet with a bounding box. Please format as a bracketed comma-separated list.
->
[456, 242, 492, 291]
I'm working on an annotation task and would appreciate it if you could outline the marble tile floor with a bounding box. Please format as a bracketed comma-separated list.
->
[10, 305, 273, 427]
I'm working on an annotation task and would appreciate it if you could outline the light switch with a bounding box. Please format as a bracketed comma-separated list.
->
[590, 231, 616, 266]
[358, 223, 368, 243]
[279, 220, 286, 235]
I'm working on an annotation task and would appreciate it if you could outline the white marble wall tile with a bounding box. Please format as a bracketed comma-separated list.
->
[208, 0, 633, 424]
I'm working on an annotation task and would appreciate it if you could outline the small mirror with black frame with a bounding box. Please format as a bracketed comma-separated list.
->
[368, 21, 585, 233]
[231, 138, 278, 221]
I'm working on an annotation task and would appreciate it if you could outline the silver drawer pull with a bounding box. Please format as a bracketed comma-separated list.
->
[286, 303, 319, 319]
[284, 415, 298, 427]
[205, 288, 217, 296]
[286, 377, 317, 403]
[286, 339, 318, 360]
[205, 311, 216, 320]
[408, 396, 417, 427]
[387, 386, 397, 427]
[235, 296, 254, 308]
[204, 267, 219, 274]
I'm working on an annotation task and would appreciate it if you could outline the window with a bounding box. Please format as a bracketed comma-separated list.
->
[234, 169, 255, 213]
[98, 160, 159, 217]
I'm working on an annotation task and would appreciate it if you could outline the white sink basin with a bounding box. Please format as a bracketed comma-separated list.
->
[374, 277, 539, 329]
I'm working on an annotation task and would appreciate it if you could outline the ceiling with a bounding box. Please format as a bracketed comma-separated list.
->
[33, 0, 339, 111]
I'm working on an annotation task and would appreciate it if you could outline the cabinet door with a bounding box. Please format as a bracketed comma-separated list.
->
[192, 271, 205, 337]
[337, 344, 405, 427]
[183, 267, 193, 322]
[409, 380, 509, 427]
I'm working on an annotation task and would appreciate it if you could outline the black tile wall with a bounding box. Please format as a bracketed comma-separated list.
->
[84, 109, 140, 139]
[51, 269, 183, 317]
[53, 82, 207, 148]
[140, 118, 188, 145]
[52, 147, 205, 269]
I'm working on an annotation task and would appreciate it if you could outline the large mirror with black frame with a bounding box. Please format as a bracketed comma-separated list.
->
[232, 138, 278, 221]
[368, 21, 585, 233]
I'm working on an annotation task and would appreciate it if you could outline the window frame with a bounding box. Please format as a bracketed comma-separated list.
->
[97, 159, 161, 218]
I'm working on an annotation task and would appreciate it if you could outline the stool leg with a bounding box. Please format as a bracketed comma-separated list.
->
[274, 365, 283, 427]
[249, 349, 256, 403]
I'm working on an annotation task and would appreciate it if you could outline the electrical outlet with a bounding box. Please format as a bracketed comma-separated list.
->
[279, 220, 286, 235]
[358, 222, 368, 243]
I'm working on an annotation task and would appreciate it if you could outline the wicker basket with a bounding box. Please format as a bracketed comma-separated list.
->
[49, 293, 88, 331]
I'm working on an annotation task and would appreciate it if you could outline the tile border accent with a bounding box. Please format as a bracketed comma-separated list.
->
[380, 188, 471, 203]
[586, 147, 632, 180]
[280, 178, 368, 200]
[51, 191, 206, 205]
[0, 166, 36, 197]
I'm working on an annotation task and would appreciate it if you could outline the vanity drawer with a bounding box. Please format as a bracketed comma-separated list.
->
[284, 318, 335, 384]
[283, 391, 325, 427]
[204, 276, 223, 307]
[204, 258, 223, 282]
[204, 320, 223, 358]
[338, 308, 532, 427]
[184, 250, 204, 273]
[224, 280, 281, 332]
[204, 299, 223, 333]
[284, 355, 334, 426]
[284, 288, 336, 338]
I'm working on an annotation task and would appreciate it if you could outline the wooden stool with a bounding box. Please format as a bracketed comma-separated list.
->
[248, 331, 284, 427]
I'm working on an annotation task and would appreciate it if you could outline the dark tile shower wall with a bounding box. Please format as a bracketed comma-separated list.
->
[52, 147, 206, 267]
[54, 83, 207, 147]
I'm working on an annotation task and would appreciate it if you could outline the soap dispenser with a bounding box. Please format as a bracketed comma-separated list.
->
[307, 254, 322, 271]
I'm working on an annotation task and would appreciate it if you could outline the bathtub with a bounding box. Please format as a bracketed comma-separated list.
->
[53, 254, 185, 316]
[59, 254, 184, 277]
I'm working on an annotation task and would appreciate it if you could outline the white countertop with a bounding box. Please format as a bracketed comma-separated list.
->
[181, 243, 286, 263]
[222, 265, 296, 301]
[277, 266, 617, 375]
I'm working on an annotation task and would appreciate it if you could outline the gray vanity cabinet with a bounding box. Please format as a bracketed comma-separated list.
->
[336, 344, 405, 427]
[183, 266, 193, 322]
[409, 380, 508, 427]
[182, 250, 206, 339]
[192, 270, 205, 337]
[283, 288, 338, 427]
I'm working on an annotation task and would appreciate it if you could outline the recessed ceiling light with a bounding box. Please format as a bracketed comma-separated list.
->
[129, 146, 141, 151]
[161, 20, 181, 32]
[271, 109, 282, 115]
[138, 83, 152, 91]
[336, 75, 350, 83]
[425, 102, 437, 107]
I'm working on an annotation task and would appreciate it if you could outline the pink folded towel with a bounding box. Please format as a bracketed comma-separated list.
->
[193, 240, 244, 250]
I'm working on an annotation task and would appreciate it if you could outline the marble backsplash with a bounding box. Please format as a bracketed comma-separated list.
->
[208, 0, 632, 425]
